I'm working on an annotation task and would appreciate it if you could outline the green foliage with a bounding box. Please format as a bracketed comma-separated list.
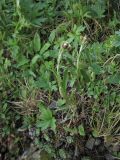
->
[36, 104, 56, 132]
[33, 32, 41, 52]
[90, 0, 106, 19]
[0, 0, 120, 159]
[20, 0, 49, 25]
[78, 124, 85, 136]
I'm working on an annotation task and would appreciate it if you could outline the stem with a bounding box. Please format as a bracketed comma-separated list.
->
[56, 46, 64, 98]
[57, 47, 63, 74]
[103, 54, 120, 67]
[76, 37, 86, 73]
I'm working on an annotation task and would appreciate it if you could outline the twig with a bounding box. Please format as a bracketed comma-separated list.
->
[103, 54, 120, 67]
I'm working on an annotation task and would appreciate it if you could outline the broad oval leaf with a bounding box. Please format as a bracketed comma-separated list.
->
[31, 54, 40, 65]
[78, 124, 85, 136]
[33, 32, 41, 52]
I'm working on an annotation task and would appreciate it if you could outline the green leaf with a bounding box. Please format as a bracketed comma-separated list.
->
[81, 69, 90, 83]
[78, 124, 85, 136]
[91, 63, 102, 75]
[59, 149, 66, 159]
[76, 25, 85, 35]
[50, 118, 56, 132]
[16, 56, 29, 67]
[40, 43, 51, 54]
[57, 99, 66, 107]
[107, 74, 120, 84]
[61, 70, 68, 98]
[36, 74, 51, 90]
[33, 32, 41, 52]
[92, 129, 99, 137]
[49, 30, 56, 43]
[28, 70, 36, 78]
[64, 127, 78, 135]
[37, 121, 50, 131]
[31, 54, 40, 65]
[90, 1, 106, 19]
[37, 105, 56, 131]
[40, 108, 52, 120]
[4, 58, 11, 69]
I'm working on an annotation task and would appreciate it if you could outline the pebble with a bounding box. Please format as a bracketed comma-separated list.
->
[85, 138, 95, 150]
[94, 139, 101, 146]
[49, 101, 57, 109]
[105, 154, 115, 160]
[112, 144, 120, 152]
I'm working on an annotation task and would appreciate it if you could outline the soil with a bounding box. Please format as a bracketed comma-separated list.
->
[0, 132, 119, 160]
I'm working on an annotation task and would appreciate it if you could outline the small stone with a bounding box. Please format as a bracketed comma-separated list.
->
[98, 145, 105, 152]
[74, 145, 79, 158]
[105, 154, 115, 160]
[31, 150, 41, 160]
[112, 144, 120, 152]
[49, 101, 57, 109]
[85, 137, 95, 150]
[28, 127, 35, 139]
[94, 139, 101, 146]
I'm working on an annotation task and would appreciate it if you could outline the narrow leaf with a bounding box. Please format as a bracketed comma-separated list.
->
[40, 43, 51, 54]
[49, 30, 56, 43]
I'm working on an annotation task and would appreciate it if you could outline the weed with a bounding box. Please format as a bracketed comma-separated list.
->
[0, 0, 120, 159]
